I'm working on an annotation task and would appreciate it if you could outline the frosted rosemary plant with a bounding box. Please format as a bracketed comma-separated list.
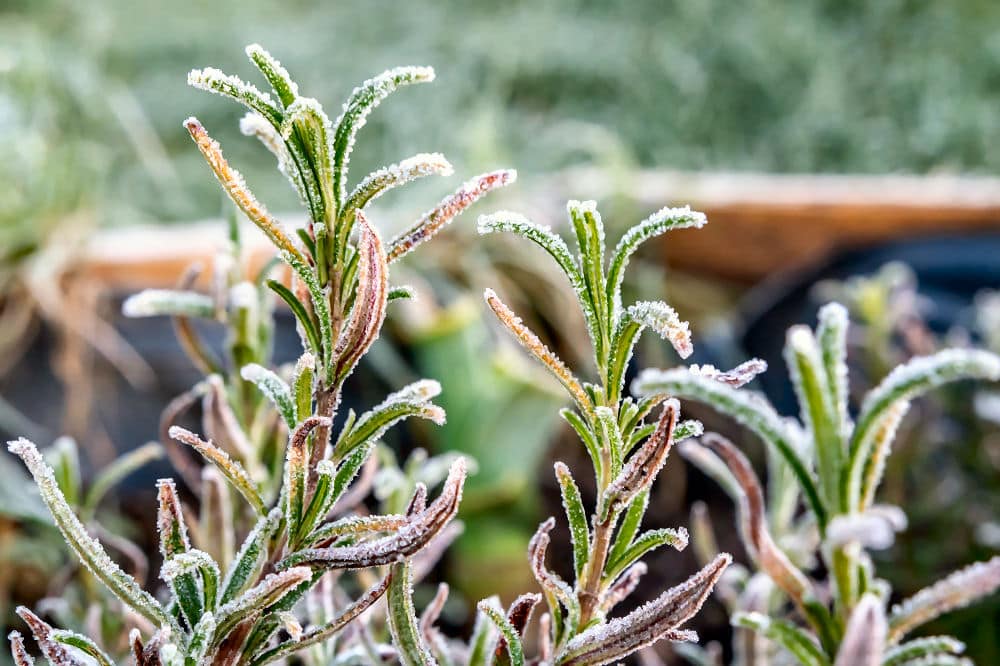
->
[452, 201, 733, 664]
[636, 304, 1000, 665]
[7, 44, 513, 665]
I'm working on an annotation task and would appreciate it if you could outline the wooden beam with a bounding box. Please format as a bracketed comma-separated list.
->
[78, 170, 1000, 287]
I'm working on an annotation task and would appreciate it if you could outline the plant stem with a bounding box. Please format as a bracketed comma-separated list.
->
[579, 516, 614, 626]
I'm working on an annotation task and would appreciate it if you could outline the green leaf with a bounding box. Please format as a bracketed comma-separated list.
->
[478, 211, 583, 286]
[292, 353, 315, 422]
[477, 600, 525, 666]
[169, 427, 267, 515]
[554, 462, 590, 579]
[332, 66, 435, 211]
[334, 380, 444, 459]
[567, 200, 609, 369]
[241, 363, 296, 427]
[122, 289, 215, 319]
[386, 560, 437, 666]
[816, 303, 850, 438]
[604, 527, 688, 584]
[606, 206, 707, 314]
[221, 508, 282, 604]
[245, 44, 298, 107]
[467, 605, 496, 666]
[267, 279, 321, 356]
[608, 489, 648, 567]
[846, 349, 1000, 510]
[188, 67, 282, 126]
[343, 153, 453, 224]
[883, 637, 966, 666]
[785, 325, 842, 512]
[7, 439, 172, 630]
[732, 612, 829, 666]
[561, 408, 602, 480]
[633, 368, 828, 530]
[281, 97, 334, 223]
[50, 630, 114, 666]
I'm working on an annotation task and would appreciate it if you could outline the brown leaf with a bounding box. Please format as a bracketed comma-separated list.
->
[560, 554, 731, 666]
[279, 458, 466, 569]
[602, 400, 678, 517]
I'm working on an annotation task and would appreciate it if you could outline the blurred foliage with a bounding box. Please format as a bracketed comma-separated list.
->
[5, 0, 1000, 235]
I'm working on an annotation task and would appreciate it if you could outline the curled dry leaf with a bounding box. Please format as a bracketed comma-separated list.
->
[689, 359, 768, 388]
[602, 400, 678, 518]
[279, 458, 466, 569]
[559, 553, 731, 666]
[699, 433, 815, 608]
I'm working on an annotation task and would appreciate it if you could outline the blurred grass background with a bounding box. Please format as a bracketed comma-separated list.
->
[5, 0, 1000, 237]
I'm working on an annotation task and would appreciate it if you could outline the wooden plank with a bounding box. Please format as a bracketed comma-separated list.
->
[79, 171, 1000, 286]
[542, 169, 1000, 281]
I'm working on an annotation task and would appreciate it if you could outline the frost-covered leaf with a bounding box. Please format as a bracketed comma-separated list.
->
[698, 434, 821, 619]
[241, 363, 296, 427]
[559, 553, 730, 666]
[603, 527, 688, 585]
[332, 66, 435, 209]
[7, 439, 170, 629]
[732, 612, 827, 666]
[335, 379, 444, 459]
[388, 170, 516, 262]
[846, 349, 1000, 508]
[343, 153, 453, 222]
[335, 211, 388, 382]
[825, 506, 907, 551]
[602, 562, 647, 614]
[14, 607, 87, 666]
[633, 367, 827, 528]
[250, 573, 392, 666]
[215, 567, 314, 638]
[184, 118, 307, 266]
[883, 636, 966, 666]
[528, 518, 581, 641]
[221, 508, 283, 604]
[188, 66, 281, 125]
[280, 458, 465, 569]
[554, 462, 590, 579]
[625, 302, 692, 359]
[834, 594, 886, 666]
[478, 211, 582, 286]
[387, 560, 436, 666]
[606, 205, 707, 314]
[281, 96, 334, 222]
[169, 426, 265, 515]
[485, 289, 592, 417]
[122, 289, 215, 319]
[888, 556, 1000, 642]
[785, 324, 841, 511]
[284, 416, 330, 539]
[478, 595, 538, 666]
[8, 631, 34, 666]
[689, 359, 768, 388]
[601, 400, 678, 519]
